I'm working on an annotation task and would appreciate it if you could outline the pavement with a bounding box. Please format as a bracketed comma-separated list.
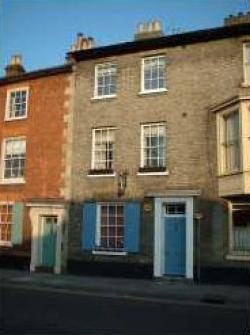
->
[0, 268, 249, 308]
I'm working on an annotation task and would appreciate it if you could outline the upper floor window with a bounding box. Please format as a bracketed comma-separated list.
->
[140, 123, 166, 172]
[5, 88, 28, 120]
[94, 63, 117, 98]
[243, 43, 250, 85]
[1, 138, 26, 182]
[91, 128, 115, 174]
[221, 111, 240, 174]
[141, 56, 166, 93]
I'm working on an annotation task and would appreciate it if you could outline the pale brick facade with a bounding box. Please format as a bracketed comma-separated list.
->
[66, 22, 250, 282]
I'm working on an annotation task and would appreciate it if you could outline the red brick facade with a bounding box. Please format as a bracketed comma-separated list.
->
[0, 68, 71, 260]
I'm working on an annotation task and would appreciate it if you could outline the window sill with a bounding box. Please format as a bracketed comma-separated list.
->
[137, 168, 169, 176]
[92, 250, 127, 256]
[4, 116, 27, 122]
[0, 242, 12, 247]
[218, 170, 242, 177]
[137, 171, 169, 176]
[138, 88, 168, 96]
[0, 178, 25, 185]
[240, 82, 250, 88]
[226, 254, 250, 261]
[87, 173, 116, 178]
[91, 94, 117, 101]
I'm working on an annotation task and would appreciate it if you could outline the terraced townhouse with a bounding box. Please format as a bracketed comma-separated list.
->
[65, 13, 250, 283]
[0, 55, 72, 273]
[1, 13, 250, 284]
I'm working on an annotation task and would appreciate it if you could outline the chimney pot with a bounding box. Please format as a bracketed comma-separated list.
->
[5, 55, 25, 77]
[69, 33, 95, 54]
[134, 19, 164, 40]
[224, 11, 250, 26]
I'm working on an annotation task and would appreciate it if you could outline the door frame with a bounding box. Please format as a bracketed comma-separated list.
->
[28, 203, 66, 274]
[154, 197, 194, 278]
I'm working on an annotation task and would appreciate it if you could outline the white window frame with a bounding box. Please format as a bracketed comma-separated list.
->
[0, 137, 26, 184]
[5, 87, 29, 121]
[217, 108, 242, 175]
[140, 55, 167, 94]
[0, 202, 14, 247]
[90, 127, 115, 174]
[93, 202, 126, 255]
[93, 63, 117, 99]
[243, 43, 250, 86]
[139, 122, 167, 173]
[227, 202, 250, 261]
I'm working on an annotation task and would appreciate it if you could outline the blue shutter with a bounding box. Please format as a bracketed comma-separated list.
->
[124, 202, 140, 253]
[82, 203, 96, 250]
[11, 202, 24, 245]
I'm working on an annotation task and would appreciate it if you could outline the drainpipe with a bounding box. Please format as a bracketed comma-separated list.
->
[194, 212, 203, 284]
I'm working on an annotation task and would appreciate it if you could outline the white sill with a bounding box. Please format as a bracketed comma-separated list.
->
[4, 115, 27, 122]
[91, 94, 117, 101]
[218, 170, 242, 177]
[0, 178, 25, 185]
[137, 171, 169, 176]
[87, 173, 116, 178]
[226, 254, 250, 261]
[138, 88, 168, 95]
[0, 241, 12, 247]
[241, 82, 250, 88]
[92, 250, 127, 256]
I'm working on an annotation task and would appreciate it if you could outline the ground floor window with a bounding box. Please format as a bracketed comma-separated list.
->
[82, 201, 140, 253]
[231, 203, 250, 254]
[0, 203, 13, 246]
[96, 203, 124, 251]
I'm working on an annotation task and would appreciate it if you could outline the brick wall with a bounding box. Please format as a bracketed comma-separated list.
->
[67, 36, 246, 267]
[0, 72, 70, 251]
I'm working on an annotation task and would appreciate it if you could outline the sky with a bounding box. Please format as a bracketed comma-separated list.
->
[1, 0, 250, 76]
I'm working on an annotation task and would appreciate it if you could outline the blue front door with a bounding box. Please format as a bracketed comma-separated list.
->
[164, 216, 186, 276]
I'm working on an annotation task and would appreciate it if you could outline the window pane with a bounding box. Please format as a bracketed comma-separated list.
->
[99, 204, 124, 250]
[0, 203, 13, 244]
[142, 124, 166, 168]
[4, 139, 26, 179]
[223, 112, 240, 172]
[7, 90, 27, 119]
[143, 56, 166, 91]
[96, 64, 117, 97]
[233, 209, 250, 252]
[93, 129, 114, 171]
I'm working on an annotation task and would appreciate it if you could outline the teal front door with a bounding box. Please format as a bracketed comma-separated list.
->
[41, 216, 57, 267]
[164, 203, 186, 276]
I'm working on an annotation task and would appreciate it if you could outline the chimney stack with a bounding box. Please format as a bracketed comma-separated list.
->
[5, 55, 25, 77]
[224, 12, 250, 26]
[70, 33, 95, 52]
[134, 20, 164, 40]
